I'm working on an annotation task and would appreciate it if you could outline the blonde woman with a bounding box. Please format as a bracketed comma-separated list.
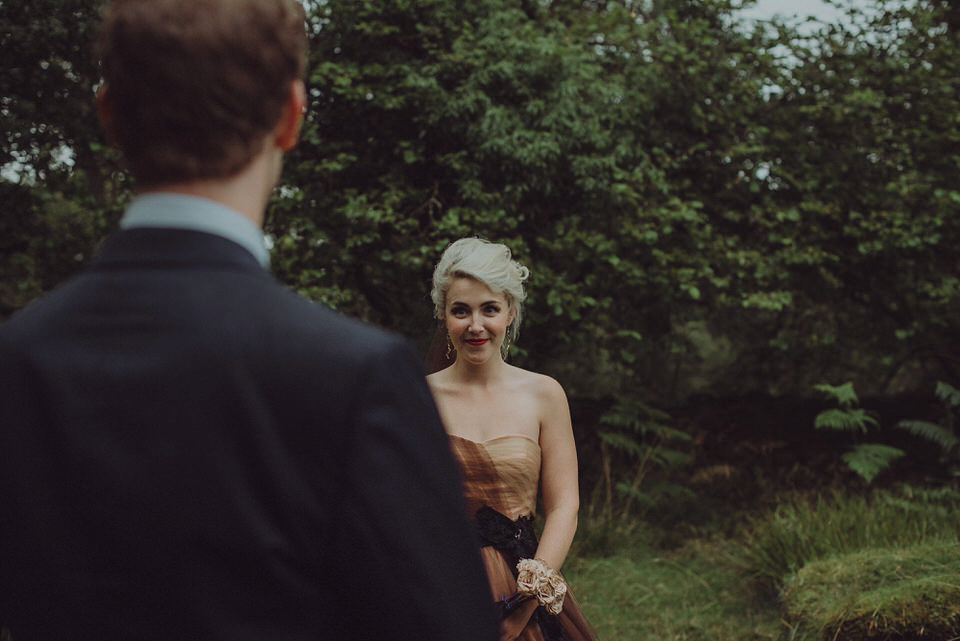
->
[427, 238, 597, 641]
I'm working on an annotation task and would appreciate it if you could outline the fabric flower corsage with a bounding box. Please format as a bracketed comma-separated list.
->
[515, 558, 567, 615]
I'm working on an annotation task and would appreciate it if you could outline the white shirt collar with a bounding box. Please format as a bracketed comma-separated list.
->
[120, 193, 269, 268]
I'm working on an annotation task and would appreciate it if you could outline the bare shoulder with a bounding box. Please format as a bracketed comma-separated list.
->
[506, 368, 573, 450]
[426, 368, 455, 395]
[506, 366, 568, 406]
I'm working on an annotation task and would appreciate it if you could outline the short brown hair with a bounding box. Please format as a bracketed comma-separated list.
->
[97, 0, 307, 187]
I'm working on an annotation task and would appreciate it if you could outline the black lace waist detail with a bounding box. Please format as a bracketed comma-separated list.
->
[474, 505, 537, 565]
[473, 505, 564, 641]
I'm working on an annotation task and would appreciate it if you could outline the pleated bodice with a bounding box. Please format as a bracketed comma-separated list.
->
[449, 434, 540, 521]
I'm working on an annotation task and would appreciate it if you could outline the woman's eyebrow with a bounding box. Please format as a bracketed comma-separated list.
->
[452, 299, 500, 304]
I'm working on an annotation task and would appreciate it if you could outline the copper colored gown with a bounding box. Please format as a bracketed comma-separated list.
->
[450, 434, 598, 641]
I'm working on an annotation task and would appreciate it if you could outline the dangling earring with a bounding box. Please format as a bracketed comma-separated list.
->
[502, 325, 513, 360]
[445, 333, 454, 359]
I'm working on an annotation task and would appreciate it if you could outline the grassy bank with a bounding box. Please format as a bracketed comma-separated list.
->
[782, 543, 960, 641]
[564, 485, 960, 641]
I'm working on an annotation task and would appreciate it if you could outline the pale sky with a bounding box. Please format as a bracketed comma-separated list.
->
[738, 0, 868, 25]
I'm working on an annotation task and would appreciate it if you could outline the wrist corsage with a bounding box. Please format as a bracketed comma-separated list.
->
[515, 558, 568, 615]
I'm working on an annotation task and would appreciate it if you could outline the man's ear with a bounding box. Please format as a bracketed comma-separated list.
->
[274, 79, 307, 152]
[95, 83, 118, 146]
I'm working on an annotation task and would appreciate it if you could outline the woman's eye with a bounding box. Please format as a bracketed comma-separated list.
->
[484, 306, 500, 314]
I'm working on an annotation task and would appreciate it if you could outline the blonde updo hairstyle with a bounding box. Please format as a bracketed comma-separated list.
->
[431, 238, 530, 345]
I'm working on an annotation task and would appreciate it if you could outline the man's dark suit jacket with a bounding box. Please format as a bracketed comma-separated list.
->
[0, 227, 496, 641]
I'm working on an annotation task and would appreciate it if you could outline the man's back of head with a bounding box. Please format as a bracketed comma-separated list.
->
[96, 0, 307, 189]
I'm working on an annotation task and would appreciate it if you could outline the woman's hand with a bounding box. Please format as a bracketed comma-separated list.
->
[499, 599, 538, 641]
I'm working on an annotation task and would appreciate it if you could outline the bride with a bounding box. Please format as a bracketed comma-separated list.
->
[427, 237, 597, 641]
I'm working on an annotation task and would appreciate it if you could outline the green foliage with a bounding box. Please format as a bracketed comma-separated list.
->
[813, 408, 877, 434]
[590, 397, 693, 526]
[241, 0, 960, 399]
[840, 443, 905, 484]
[738, 486, 960, 589]
[4, 0, 960, 402]
[896, 419, 959, 454]
[813, 381, 903, 482]
[936, 380, 960, 409]
[897, 380, 960, 471]
[0, 0, 112, 188]
[0, 0, 126, 320]
[813, 382, 859, 409]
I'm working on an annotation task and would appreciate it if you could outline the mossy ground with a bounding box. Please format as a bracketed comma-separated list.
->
[781, 543, 960, 641]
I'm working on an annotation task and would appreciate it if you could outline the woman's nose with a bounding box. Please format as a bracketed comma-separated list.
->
[469, 314, 483, 331]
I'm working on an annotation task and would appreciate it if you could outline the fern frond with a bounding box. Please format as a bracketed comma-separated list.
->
[633, 420, 672, 437]
[645, 425, 693, 443]
[614, 483, 656, 506]
[935, 381, 960, 408]
[598, 410, 641, 431]
[642, 406, 673, 423]
[601, 401, 673, 434]
[814, 408, 878, 433]
[814, 382, 859, 409]
[896, 420, 959, 454]
[652, 449, 694, 468]
[598, 431, 647, 459]
[842, 444, 905, 483]
[643, 481, 698, 503]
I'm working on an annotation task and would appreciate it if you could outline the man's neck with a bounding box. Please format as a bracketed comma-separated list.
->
[143, 147, 280, 229]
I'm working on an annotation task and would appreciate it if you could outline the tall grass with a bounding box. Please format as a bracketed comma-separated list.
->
[565, 540, 782, 641]
[572, 510, 653, 558]
[738, 485, 960, 587]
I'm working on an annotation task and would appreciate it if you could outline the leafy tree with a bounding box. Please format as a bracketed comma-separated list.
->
[3, 0, 959, 410]
[736, 0, 960, 395]
[272, 0, 794, 400]
[0, 0, 125, 317]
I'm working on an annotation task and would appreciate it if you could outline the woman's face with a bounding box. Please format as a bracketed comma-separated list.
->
[444, 276, 514, 365]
